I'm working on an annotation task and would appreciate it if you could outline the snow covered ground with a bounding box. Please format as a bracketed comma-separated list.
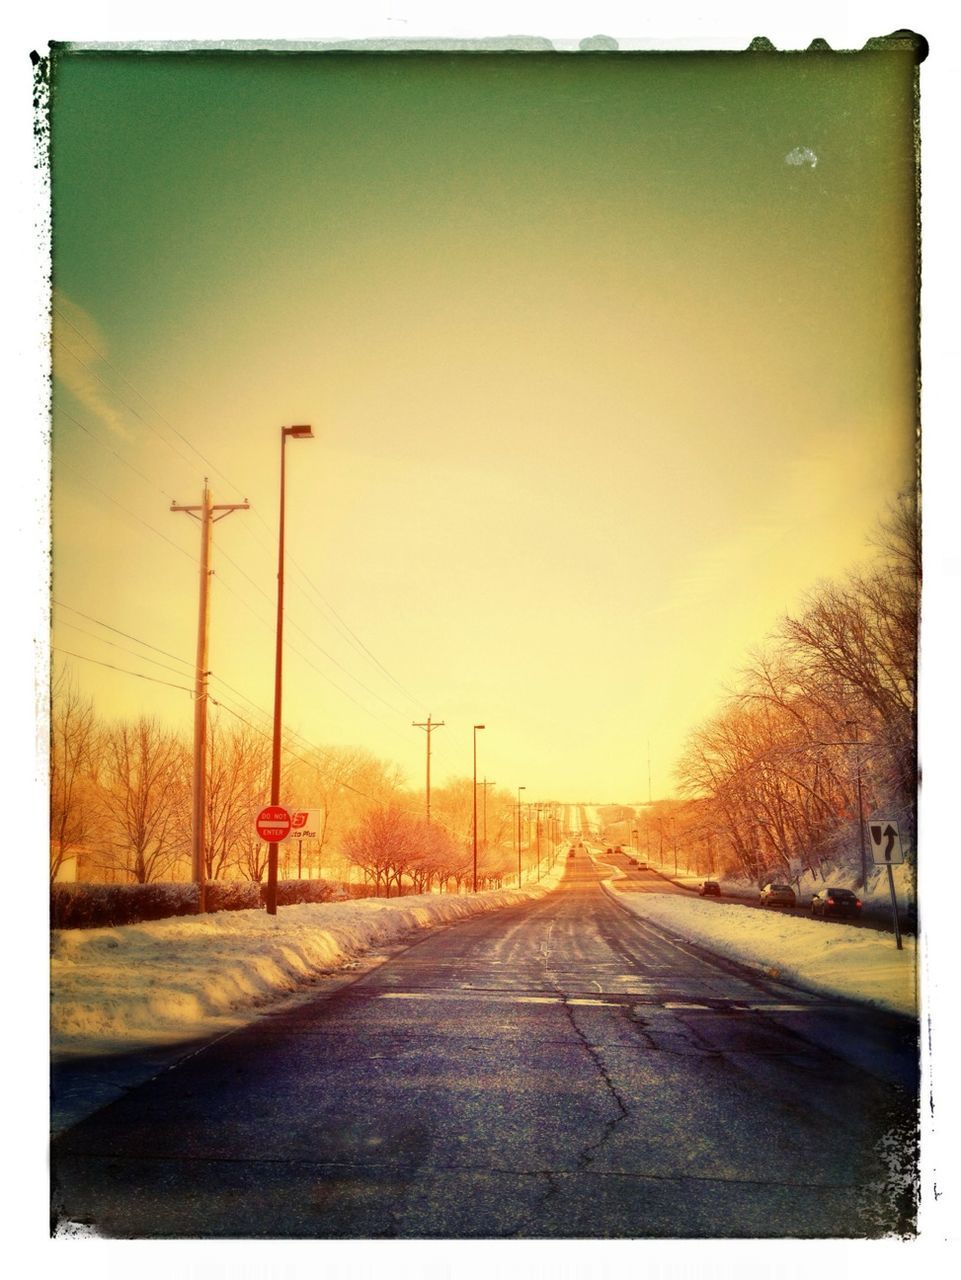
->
[51, 864, 566, 1058]
[51, 847, 918, 1069]
[601, 876, 917, 1018]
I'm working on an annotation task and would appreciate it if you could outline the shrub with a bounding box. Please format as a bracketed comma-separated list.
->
[51, 878, 348, 929]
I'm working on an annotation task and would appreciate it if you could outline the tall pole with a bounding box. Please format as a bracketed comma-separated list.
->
[472, 724, 485, 893]
[266, 425, 313, 916]
[536, 806, 542, 881]
[413, 714, 444, 825]
[480, 778, 496, 848]
[849, 722, 868, 890]
[171, 480, 248, 913]
[516, 785, 526, 885]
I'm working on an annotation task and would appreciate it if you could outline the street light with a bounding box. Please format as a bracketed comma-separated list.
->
[516, 785, 526, 885]
[472, 724, 485, 893]
[265, 424, 313, 916]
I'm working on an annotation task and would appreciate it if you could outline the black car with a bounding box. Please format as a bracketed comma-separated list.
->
[699, 880, 721, 896]
[811, 887, 862, 919]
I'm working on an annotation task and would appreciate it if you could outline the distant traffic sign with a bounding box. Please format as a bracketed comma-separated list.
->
[869, 819, 904, 865]
[255, 806, 292, 842]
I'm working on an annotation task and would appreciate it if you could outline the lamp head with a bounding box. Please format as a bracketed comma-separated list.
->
[284, 424, 314, 439]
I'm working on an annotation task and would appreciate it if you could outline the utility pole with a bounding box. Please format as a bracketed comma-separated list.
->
[845, 721, 869, 889]
[171, 480, 249, 912]
[413, 714, 444, 824]
[480, 778, 496, 848]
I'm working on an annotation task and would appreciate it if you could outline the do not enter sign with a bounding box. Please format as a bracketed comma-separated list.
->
[255, 806, 292, 842]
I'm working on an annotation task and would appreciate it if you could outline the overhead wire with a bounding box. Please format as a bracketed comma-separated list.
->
[52, 308, 434, 729]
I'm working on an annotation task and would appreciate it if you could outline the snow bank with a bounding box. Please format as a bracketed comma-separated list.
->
[51, 867, 564, 1057]
[604, 883, 918, 1018]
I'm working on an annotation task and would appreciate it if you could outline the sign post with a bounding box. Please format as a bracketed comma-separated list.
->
[869, 819, 904, 950]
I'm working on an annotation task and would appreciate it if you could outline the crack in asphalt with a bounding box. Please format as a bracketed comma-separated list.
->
[538, 948, 632, 1174]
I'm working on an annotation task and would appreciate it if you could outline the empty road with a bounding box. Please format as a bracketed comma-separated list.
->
[51, 852, 918, 1238]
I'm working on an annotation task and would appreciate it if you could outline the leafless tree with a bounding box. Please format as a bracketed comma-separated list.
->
[92, 717, 188, 883]
[49, 668, 100, 883]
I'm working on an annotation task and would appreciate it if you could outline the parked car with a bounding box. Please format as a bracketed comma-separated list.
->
[759, 882, 796, 908]
[699, 880, 721, 896]
[811, 887, 862, 919]
[605, 846, 613, 855]
[568, 848, 576, 858]
[636, 861, 648, 870]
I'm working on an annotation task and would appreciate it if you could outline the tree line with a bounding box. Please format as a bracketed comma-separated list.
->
[663, 497, 918, 886]
[50, 686, 549, 893]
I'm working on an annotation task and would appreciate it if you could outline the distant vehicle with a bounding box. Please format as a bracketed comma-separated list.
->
[699, 880, 721, 896]
[613, 846, 623, 855]
[629, 857, 639, 866]
[636, 861, 648, 870]
[811, 887, 862, 919]
[568, 848, 576, 857]
[759, 882, 796, 908]
[605, 847, 613, 854]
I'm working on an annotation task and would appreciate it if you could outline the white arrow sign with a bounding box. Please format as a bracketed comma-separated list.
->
[869, 819, 904, 865]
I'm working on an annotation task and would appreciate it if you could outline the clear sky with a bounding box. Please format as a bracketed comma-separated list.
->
[49, 46, 917, 803]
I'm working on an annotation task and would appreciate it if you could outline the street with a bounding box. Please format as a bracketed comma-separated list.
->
[51, 853, 918, 1238]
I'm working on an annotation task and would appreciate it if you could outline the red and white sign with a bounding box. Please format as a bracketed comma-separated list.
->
[255, 805, 292, 842]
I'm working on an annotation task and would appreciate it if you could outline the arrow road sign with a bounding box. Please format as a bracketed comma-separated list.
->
[869, 819, 904, 865]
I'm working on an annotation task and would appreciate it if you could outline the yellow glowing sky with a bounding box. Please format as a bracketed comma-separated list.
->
[49, 48, 917, 802]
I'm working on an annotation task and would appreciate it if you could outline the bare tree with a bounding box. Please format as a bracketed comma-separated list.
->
[92, 717, 188, 883]
[342, 804, 418, 897]
[49, 668, 100, 883]
[203, 717, 271, 880]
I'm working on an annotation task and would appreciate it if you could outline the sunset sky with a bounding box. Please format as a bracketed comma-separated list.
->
[49, 45, 918, 803]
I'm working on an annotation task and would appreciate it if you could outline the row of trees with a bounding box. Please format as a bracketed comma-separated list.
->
[50, 679, 553, 892]
[669, 497, 918, 886]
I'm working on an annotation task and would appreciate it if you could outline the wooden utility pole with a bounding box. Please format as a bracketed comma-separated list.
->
[480, 778, 496, 848]
[412, 714, 444, 824]
[171, 481, 248, 911]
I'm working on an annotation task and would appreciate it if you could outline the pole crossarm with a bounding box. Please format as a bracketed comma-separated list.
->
[171, 481, 249, 913]
[413, 715, 444, 825]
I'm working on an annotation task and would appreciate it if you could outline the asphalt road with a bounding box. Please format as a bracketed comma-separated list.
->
[51, 853, 918, 1239]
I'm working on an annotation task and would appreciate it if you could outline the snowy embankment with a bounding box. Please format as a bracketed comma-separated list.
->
[602, 878, 918, 1018]
[51, 868, 563, 1058]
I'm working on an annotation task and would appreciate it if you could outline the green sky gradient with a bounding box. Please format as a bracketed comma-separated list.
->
[50, 49, 917, 800]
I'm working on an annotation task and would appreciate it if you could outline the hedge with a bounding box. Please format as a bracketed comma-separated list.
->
[50, 878, 347, 930]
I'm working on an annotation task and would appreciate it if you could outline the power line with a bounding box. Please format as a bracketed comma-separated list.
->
[54, 305, 428, 718]
[53, 335, 203, 481]
[52, 648, 195, 696]
[56, 408, 179, 502]
[54, 306, 245, 500]
[55, 619, 197, 682]
[55, 457, 198, 564]
[52, 600, 194, 669]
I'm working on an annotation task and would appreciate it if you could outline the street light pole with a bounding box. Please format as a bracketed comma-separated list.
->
[516, 785, 526, 885]
[472, 724, 485, 893]
[265, 424, 313, 916]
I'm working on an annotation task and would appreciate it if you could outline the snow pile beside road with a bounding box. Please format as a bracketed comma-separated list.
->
[51, 871, 563, 1056]
[606, 886, 917, 1017]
